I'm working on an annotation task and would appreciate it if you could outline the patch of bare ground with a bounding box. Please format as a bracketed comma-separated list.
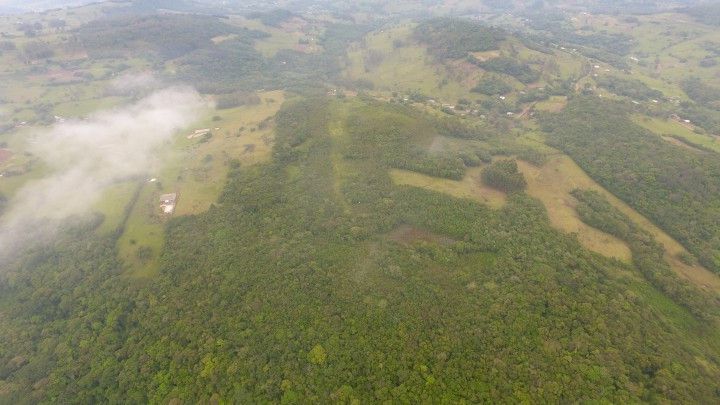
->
[387, 224, 455, 246]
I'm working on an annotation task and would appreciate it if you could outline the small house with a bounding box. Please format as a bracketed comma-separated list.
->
[159, 193, 178, 214]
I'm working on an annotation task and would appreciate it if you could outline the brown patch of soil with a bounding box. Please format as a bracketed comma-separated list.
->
[0, 149, 12, 163]
[387, 224, 455, 246]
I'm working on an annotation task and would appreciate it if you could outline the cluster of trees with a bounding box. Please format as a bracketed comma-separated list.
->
[215, 91, 262, 109]
[681, 77, 720, 109]
[341, 101, 489, 180]
[175, 39, 266, 93]
[682, 3, 720, 26]
[572, 189, 718, 320]
[246, 9, 298, 27]
[1, 98, 719, 402]
[471, 76, 513, 95]
[21, 41, 53, 61]
[524, 10, 633, 69]
[541, 96, 720, 273]
[0, 40, 16, 52]
[74, 15, 266, 60]
[678, 102, 720, 134]
[595, 75, 664, 101]
[481, 159, 527, 193]
[413, 18, 505, 60]
[473, 56, 540, 84]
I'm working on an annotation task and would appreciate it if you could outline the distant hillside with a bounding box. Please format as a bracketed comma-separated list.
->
[682, 3, 720, 26]
[0, 0, 98, 12]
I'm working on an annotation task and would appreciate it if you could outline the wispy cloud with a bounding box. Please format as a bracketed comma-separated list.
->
[0, 85, 210, 259]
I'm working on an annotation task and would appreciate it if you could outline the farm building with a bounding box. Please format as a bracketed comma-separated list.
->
[187, 129, 211, 139]
[159, 193, 178, 214]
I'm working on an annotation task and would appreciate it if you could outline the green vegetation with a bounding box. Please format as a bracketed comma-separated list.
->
[471, 75, 512, 95]
[681, 77, 720, 108]
[595, 75, 664, 101]
[682, 3, 720, 26]
[542, 96, 720, 274]
[2, 98, 720, 403]
[215, 91, 261, 109]
[572, 189, 716, 319]
[633, 115, 720, 154]
[75, 15, 265, 60]
[175, 39, 266, 92]
[474, 56, 540, 84]
[247, 9, 297, 27]
[1, 2, 720, 403]
[481, 159, 527, 193]
[413, 18, 504, 60]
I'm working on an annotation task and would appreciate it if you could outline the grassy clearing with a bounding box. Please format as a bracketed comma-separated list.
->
[587, 12, 720, 91]
[633, 114, 720, 153]
[390, 166, 507, 209]
[167, 90, 285, 216]
[519, 153, 720, 293]
[517, 158, 632, 262]
[534, 96, 567, 112]
[228, 16, 319, 58]
[345, 25, 476, 102]
[93, 180, 139, 235]
[117, 182, 165, 278]
[117, 90, 285, 278]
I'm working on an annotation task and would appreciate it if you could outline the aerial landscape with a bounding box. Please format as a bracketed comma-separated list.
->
[1, 0, 720, 402]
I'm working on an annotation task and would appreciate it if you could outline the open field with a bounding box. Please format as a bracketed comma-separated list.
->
[117, 90, 285, 278]
[520, 153, 720, 294]
[116, 182, 165, 277]
[633, 114, 720, 153]
[578, 11, 720, 91]
[345, 24, 476, 103]
[93, 180, 139, 235]
[228, 16, 321, 58]
[534, 96, 567, 112]
[390, 166, 507, 209]
[517, 158, 633, 262]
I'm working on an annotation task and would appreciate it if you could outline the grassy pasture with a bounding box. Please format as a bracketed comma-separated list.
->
[633, 114, 720, 153]
[93, 180, 139, 235]
[582, 12, 720, 90]
[390, 167, 507, 209]
[516, 158, 632, 262]
[345, 25, 476, 102]
[117, 90, 285, 278]
[534, 96, 567, 112]
[520, 153, 720, 293]
[228, 16, 320, 58]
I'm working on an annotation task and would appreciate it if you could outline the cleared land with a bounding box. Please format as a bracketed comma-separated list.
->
[345, 25, 476, 102]
[517, 158, 633, 262]
[633, 115, 720, 153]
[390, 166, 507, 209]
[520, 154, 720, 294]
[116, 90, 285, 278]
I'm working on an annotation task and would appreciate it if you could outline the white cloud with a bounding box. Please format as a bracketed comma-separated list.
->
[0, 86, 210, 259]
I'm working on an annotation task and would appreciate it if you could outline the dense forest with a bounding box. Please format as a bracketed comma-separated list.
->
[2, 98, 719, 402]
[2, 2, 720, 403]
[541, 96, 720, 274]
